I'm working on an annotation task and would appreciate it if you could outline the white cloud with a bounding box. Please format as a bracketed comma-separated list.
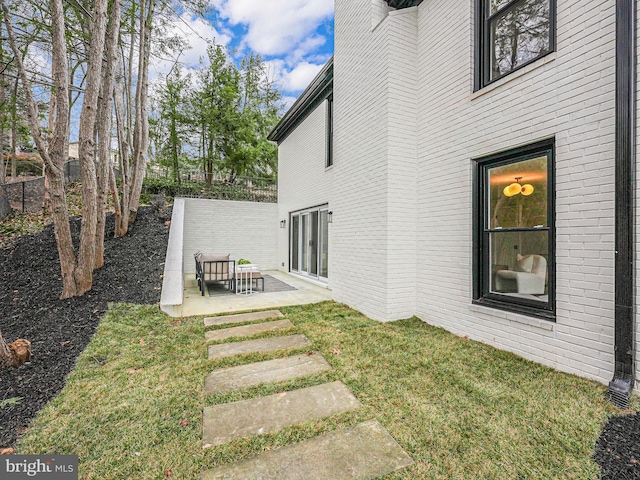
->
[282, 62, 324, 91]
[264, 59, 325, 94]
[211, 0, 333, 57]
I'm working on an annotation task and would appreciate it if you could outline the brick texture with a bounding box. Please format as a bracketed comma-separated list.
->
[413, 0, 617, 386]
[275, 0, 633, 387]
[182, 198, 278, 274]
[277, 102, 334, 275]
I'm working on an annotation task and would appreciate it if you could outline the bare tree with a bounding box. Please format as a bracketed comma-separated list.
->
[113, 0, 155, 236]
[95, 0, 121, 268]
[1, 0, 79, 298]
[73, 0, 109, 295]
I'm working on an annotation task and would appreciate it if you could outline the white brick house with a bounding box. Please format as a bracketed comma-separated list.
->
[268, 0, 638, 404]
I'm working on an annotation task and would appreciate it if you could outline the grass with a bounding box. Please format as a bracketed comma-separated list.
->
[16, 301, 631, 479]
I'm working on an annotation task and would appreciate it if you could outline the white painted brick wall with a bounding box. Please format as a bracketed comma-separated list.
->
[635, 0, 640, 394]
[371, 0, 393, 30]
[413, 0, 617, 386]
[331, 1, 390, 321]
[277, 101, 334, 277]
[182, 198, 278, 274]
[385, 9, 418, 319]
[276, 0, 629, 387]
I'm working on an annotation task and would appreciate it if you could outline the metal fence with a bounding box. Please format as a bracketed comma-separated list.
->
[64, 159, 81, 184]
[144, 171, 278, 203]
[1, 176, 45, 213]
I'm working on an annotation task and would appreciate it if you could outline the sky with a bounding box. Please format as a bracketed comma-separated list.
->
[150, 0, 335, 110]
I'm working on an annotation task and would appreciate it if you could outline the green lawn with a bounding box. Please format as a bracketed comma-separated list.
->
[18, 301, 627, 479]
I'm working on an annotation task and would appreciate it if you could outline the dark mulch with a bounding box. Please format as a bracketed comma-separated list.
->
[0, 206, 170, 448]
[595, 412, 640, 479]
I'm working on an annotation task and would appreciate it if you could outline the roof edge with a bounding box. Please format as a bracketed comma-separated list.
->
[268, 57, 334, 144]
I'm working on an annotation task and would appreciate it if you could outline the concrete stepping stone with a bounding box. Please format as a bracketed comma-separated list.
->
[208, 334, 310, 360]
[205, 319, 294, 343]
[205, 353, 332, 394]
[204, 310, 283, 327]
[202, 381, 361, 447]
[200, 419, 414, 479]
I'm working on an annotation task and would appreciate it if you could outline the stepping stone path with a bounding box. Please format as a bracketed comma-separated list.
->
[205, 353, 332, 394]
[201, 309, 413, 479]
[205, 319, 293, 342]
[203, 381, 361, 446]
[208, 334, 311, 359]
[201, 420, 414, 479]
[204, 310, 283, 327]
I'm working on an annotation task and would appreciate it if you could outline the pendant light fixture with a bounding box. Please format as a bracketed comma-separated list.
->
[503, 176, 534, 197]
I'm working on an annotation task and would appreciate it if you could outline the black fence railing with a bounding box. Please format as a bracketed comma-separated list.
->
[143, 171, 277, 203]
[64, 159, 81, 184]
[1, 176, 45, 214]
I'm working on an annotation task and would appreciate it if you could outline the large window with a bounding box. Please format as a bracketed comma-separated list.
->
[476, 0, 556, 89]
[473, 139, 555, 319]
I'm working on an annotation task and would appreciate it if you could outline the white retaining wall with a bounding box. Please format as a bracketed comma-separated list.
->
[182, 198, 278, 274]
[160, 198, 185, 316]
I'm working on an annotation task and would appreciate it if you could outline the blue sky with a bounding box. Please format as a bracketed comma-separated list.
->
[150, 0, 335, 109]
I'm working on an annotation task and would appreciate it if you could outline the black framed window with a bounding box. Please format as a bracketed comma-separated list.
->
[475, 0, 556, 90]
[326, 95, 333, 168]
[473, 139, 555, 319]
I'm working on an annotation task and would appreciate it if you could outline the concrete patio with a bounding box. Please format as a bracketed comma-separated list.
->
[180, 270, 332, 317]
[159, 199, 333, 318]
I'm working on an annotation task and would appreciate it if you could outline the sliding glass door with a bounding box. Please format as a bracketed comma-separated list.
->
[290, 206, 328, 281]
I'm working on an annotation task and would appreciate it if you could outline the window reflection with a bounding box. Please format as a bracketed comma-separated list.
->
[490, 0, 551, 80]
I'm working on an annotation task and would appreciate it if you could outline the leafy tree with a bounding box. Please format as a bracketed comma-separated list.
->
[152, 68, 192, 184]
[159, 43, 284, 184]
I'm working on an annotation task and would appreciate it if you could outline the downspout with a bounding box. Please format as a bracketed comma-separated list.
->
[607, 0, 637, 408]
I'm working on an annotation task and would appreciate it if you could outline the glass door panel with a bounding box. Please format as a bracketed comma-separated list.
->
[309, 211, 318, 276]
[319, 210, 328, 278]
[301, 214, 308, 273]
[289, 206, 329, 281]
[291, 215, 299, 272]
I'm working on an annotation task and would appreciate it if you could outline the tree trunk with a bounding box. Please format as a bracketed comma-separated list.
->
[0, 69, 8, 218]
[94, 0, 121, 269]
[0, 332, 32, 368]
[0, 42, 5, 184]
[113, 68, 130, 237]
[126, 0, 154, 227]
[74, 0, 109, 294]
[10, 78, 17, 178]
[109, 163, 122, 226]
[0, 331, 11, 369]
[1, 0, 78, 299]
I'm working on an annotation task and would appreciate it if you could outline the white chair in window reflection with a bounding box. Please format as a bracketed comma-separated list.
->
[495, 254, 547, 295]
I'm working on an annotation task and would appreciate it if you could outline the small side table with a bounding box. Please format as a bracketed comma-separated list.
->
[236, 264, 258, 295]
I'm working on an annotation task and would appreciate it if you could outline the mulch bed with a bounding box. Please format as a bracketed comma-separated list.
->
[595, 412, 640, 479]
[0, 206, 169, 448]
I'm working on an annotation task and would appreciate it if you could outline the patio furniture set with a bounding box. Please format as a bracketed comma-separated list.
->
[194, 252, 264, 296]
